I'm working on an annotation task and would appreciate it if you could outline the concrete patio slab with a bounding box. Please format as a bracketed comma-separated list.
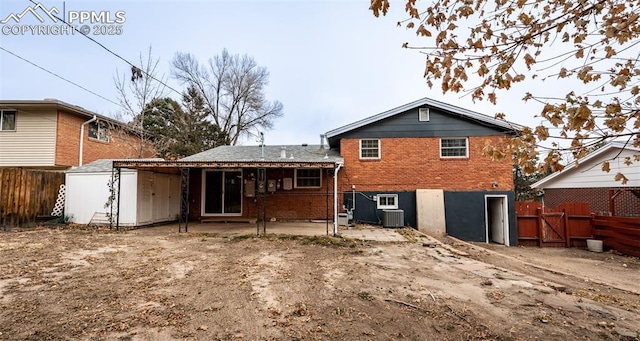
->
[126, 221, 408, 242]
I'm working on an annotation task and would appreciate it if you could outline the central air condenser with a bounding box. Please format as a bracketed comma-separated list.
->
[383, 209, 404, 228]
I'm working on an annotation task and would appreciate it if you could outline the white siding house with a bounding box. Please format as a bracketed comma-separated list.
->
[532, 142, 640, 189]
[65, 159, 180, 226]
[0, 109, 57, 167]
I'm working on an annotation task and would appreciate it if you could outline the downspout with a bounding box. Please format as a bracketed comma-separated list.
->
[79, 115, 97, 166]
[333, 162, 343, 236]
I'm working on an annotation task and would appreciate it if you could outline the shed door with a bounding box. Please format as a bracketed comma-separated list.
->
[137, 172, 153, 225]
[153, 174, 170, 222]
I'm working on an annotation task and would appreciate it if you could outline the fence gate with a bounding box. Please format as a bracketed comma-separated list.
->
[516, 202, 592, 247]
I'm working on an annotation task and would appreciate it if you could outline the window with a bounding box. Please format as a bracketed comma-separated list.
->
[419, 107, 430, 122]
[295, 168, 321, 188]
[0, 110, 16, 131]
[377, 194, 398, 209]
[440, 138, 468, 158]
[360, 139, 380, 159]
[88, 121, 110, 142]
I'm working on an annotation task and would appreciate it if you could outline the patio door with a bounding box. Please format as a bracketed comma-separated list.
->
[202, 170, 242, 215]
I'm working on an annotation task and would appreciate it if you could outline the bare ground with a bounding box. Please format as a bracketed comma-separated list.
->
[1, 226, 639, 340]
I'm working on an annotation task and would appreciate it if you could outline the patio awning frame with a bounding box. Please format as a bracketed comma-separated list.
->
[110, 160, 343, 234]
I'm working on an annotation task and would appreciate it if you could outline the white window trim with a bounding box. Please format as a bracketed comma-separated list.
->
[88, 121, 111, 143]
[359, 139, 380, 160]
[377, 194, 398, 209]
[419, 107, 430, 122]
[440, 137, 469, 158]
[294, 168, 322, 188]
[0, 110, 17, 131]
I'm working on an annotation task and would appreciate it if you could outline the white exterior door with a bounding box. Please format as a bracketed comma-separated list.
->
[137, 172, 153, 225]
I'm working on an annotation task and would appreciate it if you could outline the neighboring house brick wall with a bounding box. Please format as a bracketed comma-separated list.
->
[543, 187, 640, 217]
[337, 136, 513, 192]
[55, 110, 155, 167]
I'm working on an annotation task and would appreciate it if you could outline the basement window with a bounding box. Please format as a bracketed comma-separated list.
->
[440, 138, 468, 158]
[377, 194, 398, 209]
[88, 121, 110, 142]
[295, 168, 321, 188]
[360, 139, 380, 159]
[0, 110, 16, 131]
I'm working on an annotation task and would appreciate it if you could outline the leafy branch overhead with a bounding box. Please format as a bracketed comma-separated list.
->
[370, 0, 640, 181]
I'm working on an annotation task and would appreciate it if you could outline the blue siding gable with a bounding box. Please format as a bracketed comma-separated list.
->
[328, 107, 512, 147]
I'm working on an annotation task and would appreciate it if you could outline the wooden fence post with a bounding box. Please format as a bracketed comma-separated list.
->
[537, 207, 543, 247]
[563, 208, 570, 247]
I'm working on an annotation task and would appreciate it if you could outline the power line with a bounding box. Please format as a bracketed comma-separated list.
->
[29, 0, 183, 97]
[0, 46, 124, 109]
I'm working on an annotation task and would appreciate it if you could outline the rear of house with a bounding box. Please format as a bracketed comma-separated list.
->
[326, 98, 521, 244]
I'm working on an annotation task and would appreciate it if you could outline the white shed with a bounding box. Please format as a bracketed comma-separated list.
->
[65, 159, 181, 226]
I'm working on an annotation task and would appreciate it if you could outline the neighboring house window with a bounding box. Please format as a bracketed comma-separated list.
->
[419, 107, 430, 122]
[295, 168, 321, 188]
[377, 194, 398, 209]
[0, 110, 16, 131]
[440, 138, 468, 158]
[88, 121, 110, 142]
[360, 139, 380, 159]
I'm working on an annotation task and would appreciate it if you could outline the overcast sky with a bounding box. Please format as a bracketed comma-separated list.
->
[1, 0, 548, 146]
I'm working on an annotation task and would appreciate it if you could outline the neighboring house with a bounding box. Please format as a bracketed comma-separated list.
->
[109, 97, 521, 244]
[0, 99, 155, 227]
[65, 159, 180, 226]
[326, 97, 521, 245]
[0, 99, 155, 169]
[532, 142, 640, 216]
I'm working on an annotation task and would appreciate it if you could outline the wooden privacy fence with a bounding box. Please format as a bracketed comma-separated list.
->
[516, 202, 592, 248]
[592, 216, 640, 257]
[0, 168, 65, 227]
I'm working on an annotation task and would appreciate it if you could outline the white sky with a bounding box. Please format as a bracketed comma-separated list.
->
[0, 0, 549, 146]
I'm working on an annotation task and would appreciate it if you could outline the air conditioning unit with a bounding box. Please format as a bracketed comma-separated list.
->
[383, 209, 404, 228]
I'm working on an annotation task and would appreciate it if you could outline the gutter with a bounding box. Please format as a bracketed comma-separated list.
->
[79, 115, 97, 166]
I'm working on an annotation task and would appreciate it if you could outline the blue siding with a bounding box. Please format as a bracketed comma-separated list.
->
[343, 191, 416, 228]
[329, 107, 509, 147]
[343, 190, 517, 245]
[443, 191, 517, 245]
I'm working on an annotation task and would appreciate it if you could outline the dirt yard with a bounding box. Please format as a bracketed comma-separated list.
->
[1, 226, 639, 340]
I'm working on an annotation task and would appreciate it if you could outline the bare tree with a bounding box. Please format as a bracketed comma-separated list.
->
[113, 46, 168, 157]
[171, 49, 283, 145]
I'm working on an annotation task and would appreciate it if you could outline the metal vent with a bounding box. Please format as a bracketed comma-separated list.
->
[383, 209, 404, 228]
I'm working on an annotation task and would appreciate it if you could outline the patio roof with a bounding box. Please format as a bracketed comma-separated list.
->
[113, 145, 343, 170]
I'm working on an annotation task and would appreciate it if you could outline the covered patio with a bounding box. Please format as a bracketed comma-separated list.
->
[111, 144, 345, 235]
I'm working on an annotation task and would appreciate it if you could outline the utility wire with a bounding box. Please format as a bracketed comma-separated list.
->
[0, 46, 124, 109]
[29, 0, 183, 96]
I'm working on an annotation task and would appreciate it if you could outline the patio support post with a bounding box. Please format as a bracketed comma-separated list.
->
[326, 169, 330, 236]
[333, 162, 343, 236]
[116, 167, 121, 231]
[110, 166, 115, 230]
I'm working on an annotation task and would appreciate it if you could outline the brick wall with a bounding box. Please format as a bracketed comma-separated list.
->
[337, 136, 513, 192]
[55, 110, 155, 167]
[544, 187, 640, 217]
